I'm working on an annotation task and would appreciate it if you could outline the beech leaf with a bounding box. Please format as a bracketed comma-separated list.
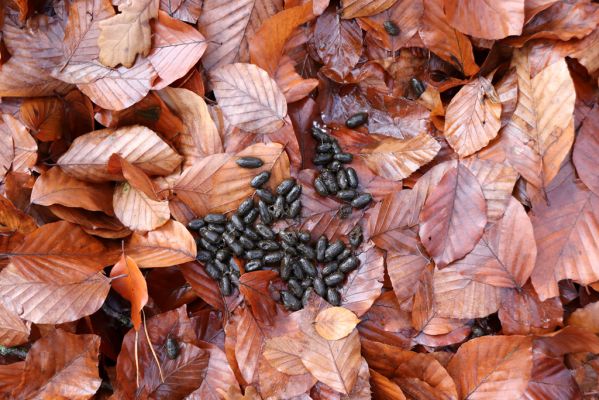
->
[109, 254, 148, 330]
[340, 0, 398, 19]
[444, 0, 525, 40]
[314, 307, 360, 340]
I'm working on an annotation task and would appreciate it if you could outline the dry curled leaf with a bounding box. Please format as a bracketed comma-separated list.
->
[109, 253, 148, 330]
[314, 307, 360, 340]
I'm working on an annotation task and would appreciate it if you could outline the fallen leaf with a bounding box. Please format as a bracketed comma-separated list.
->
[109, 253, 148, 330]
[340, 0, 398, 18]
[340, 246, 385, 317]
[314, 307, 360, 340]
[263, 334, 309, 376]
[113, 182, 170, 231]
[573, 105, 599, 196]
[238, 270, 278, 324]
[2, 114, 37, 175]
[0, 361, 25, 398]
[370, 369, 406, 400]
[444, 0, 524, 40]
[19, 97, 64, 142]
[568, 301, 599, 333]
[0, 298, 30, 347]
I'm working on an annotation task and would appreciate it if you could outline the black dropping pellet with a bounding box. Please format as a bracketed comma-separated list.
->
[301, 279, 313, 289]
[236, 157, 263, 168]
[279, 231, 298, 245]
[345, 112, 368, 129]
[322, 262, 338, 276]
[276, 178, 296, 195]
[314, 153, 333, 165]
[316, 236, 327, 262]
[264, 251, 284, 264]
[337, 169, 349, 190]
[196, 250, 212, 262]
[297, 243, 316, 260]
[227, 240, 244, 256]
[256, 224, 275, 240]
[312, 129, 330, 143]
[302, 287, 313, 306]
[208, 223, 225, 234]
[349, 225, 363, 248]
[299, 258, 317, 277]
[321, 170, 338, 194]
[281, 290, 302, 311]
[334, 153, 353, 163]
[204, 213, 226, 224]
[237, 198, 254, 217]
[231, 214, 245, 231]
[166, 337, 179, 360]
[325, 240, 345, 261]
[281, 242, 297, 255]
[250, 171, 270, 188]
[223, 232, 235, 245]
[205, 262, 222, 279]
[229, 258, 240, 273]
[331, 141, 342, 154]
[327, 160, 342, 172]
[243, 208, 259, 224]
[325, 272, 344, 286]
[383, 20, 400, 36]
[258, 200, 273, 225]
[280, 257, 292, 281]
[220, 275, 232, 296]
[410, 78, 426, 99]
[214, 259, 227, 273]
[317, 143, 333, 153]
[327, 288, 341, 306]
[288, 279, 304, 298]
[243, 226, 260, 241]
[187, 219, 205, 230]
[336, 248, 352, 262]
[245, 249, 264, 260]
[239, 235, 255, 250]
[338, 204, 353, 219]
[313, 277, 327, 297]
[314, 176, 329, 196]
[291, 262, 305, 280]
[259, 240, 279, 251]
[287, 199, 301, 218]
[256, 188, 276, 204]
[298, 231, 311, 243]
[225, 222, 238, 234]
[337, 189, 357, 201]
[346, 167, 359, 188]
[200, 228, 221, 244]
[339, 256, 359, 273]
[285, 185, 302, 203]
[272, 196, 285, 219]
[216, 249, 230, 262]
[245, 260, 262, 272]
[351, 193, 372, 209]
[200, 238, 219, 253]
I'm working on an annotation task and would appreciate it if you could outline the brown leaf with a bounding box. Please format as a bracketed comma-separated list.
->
[340, 0, 398, 19]
[521, 349, 582, 400]
[568, 301, 599, 333]
[275, 56, 319, 103]
[239, 270, 278, 324]
[0, 361, 24, 398]
[0, 298, 30, 347]
[263, 333, 309, 376]
[12, 330, 101, 400]
[57, 125, 183, 182]
[31, 167, 114, 214]
[314, 307, 360, 340]
[149, 11, 207, 90]
[0, 194, 37, 236]
[387, 248, 430, 304]
[448, 335, 533, 400]
[180, 261, 240, 312]
[370, 369, 406, 400]
[392, 351, 458, 399]
[125, 220, 196, 267]
[19, 97, 64, 142]
[113, 182, 170, 231]
[49, 205, 131, 239]
[444, 0, 524, 40]
[340, 246, 385, 317]
[187, 343, 241, 400]
[419, 164, 487, 268]
[159, 0, 202, 23]
[444, 77, 502, 157]
[98, 0, 159, 68]
[420, 0, 479, 76]
[573, 105, 599, 196]
[0, 118, 13, 181]
[1, 114, 37, 175]
[366, 190, 419, 251]
[210, 63, 287, 134]
[109, 254, 148, 330]
[235, 306, 264, 384]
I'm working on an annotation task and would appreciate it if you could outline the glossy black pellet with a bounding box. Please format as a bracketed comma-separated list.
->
[314, 176, 329, 196]
[325, 240, 345, 261]
[288, 279, 304, 298]
[259, 240, 279, 251]
[349, 225, 363, 248]
[331, 141, 342, 154]
[245, 249, 264, 260]
[239, 235, 255, 250]
[243, 226, 260, 241]
[204, 213, 226, 224]
[327, 160, 342, 172]
[166, 337, 179, 360]
[200, 238, 218, 253]
[338, 204, 352, 219]
[312, 129, 330, 143]
[337, 189, 357, 201]
[281, 290, 302, 311]
[285, 185, 302, 203]
[298, 258, 317, 277]
[351, 193, 372, 209]
[325, 272, 344, 286]
[243, 208, 259, 224]
[317, 143, 333, 153]
[225, 222, 238, 234]
[288, 199, 301, 218]
[237, 198, 254, 217]
[216, 249, 230, 262]
[327, 288, 341, 306]
[258, 200, 273, 225]
[222, 232, 235, 245]
[236, 157, 263, 168]
[255, 223, 275, 240]
[196, 250, 212, 262]
[345, 112, 368, 129]
[410, 78, 426, 99]
[227, 240, 244, 256]
[339, 256, 359, 273]
[281, 241, 297, 255]
[276, 178, 296, 195]
[346, 168, 359, 188]
[188, 219, 205, 230]
[229, 258, 240, 273]
[280, 257, 292, 281]
[298, 231, 311, 243]
[321, 170, 338, 194]
[336, 248, 352, 262]
[316, 236, 327, 262]
[220, 275, 232, 296]
[245, 260, 262, 272]
[301, 279, 313, 289]
[322, 262, 338, 276]
[214, 259, 227, 272]
[208, 223, 225, 234]
[297, 243, 316, 260]
[273, 196, 285, 219]
[256, 188, 276, 204]
[334, 153, 353, 163]
[383, 20, 400, 36]
[302, 287, 313, 306]
[231, 214, 245, 231]
[279, 231, 298, 245]
[314, 153, 333, 165]
[337, 169, 349, 190]
[205, 262, 222, 279]
[250, 171, 270, 188]
[291, 262, 305, 280]
[313, 277, 327, 297]
[264, 251, 284, 264]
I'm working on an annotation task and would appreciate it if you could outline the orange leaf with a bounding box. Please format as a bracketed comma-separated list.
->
[340, 0, 397, 18]
[110, 254, 148, 330]
[444, 0, 524, 40]
[20, 97, 64, 142]
[126, 220, 196, 267]
[314, 307, 360, 340]
[568, 301, 599, 333]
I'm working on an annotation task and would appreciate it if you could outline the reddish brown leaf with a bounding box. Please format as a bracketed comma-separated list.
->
[568, 301, 599, 333]
[1, 114, 37, 175]
[19, 97, 64, 142]
[239, 270, 278, 324]
[387, 248, 430, 304]
[340, 246, 385, 317]
[49, 205, 131, 239]
[340, 0, 398, 18]
[275, 55, 319, 103]
[0, 362, 25, 399]
[0, 298, 30, 347]
[187, 343, 241, 400]
[235, 306, 264, 384]
[263, 333, 309, 376]
[573, 105, 599, 196]
[444, 0, 524, 40]
[370, 369, 406, 400]
[522, 349, 582, 400]
[110, 254, 148, 330]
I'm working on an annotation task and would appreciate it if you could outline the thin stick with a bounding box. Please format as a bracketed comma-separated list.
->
[134, 330, 140, 389]
[142, 310, 164, 383]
